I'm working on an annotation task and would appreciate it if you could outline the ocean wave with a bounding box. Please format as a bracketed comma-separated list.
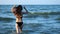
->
[0, 17, 15, 21]
[40, 8, 49, 10]
[28, 12, 60, 15]
[23, 12, 60, 18]
[55, 17, 60, 20]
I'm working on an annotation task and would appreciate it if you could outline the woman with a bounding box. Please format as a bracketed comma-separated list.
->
[11, 5, 28, 34]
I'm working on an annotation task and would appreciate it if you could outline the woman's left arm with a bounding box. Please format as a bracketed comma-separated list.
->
[22, 6, 29, 14]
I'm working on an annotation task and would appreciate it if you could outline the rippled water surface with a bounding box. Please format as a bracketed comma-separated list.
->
[0, 5, 60, 34]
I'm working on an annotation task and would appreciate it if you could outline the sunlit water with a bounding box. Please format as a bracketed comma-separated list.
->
[0, 5, 60, 34]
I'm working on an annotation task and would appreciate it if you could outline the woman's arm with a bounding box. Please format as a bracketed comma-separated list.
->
[22, 6, 29, 14]
[11, 5, 17, 13]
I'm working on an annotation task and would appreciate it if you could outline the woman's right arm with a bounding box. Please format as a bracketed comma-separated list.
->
[11, 5, 17, 13]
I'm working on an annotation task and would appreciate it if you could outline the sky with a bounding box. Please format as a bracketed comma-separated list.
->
[0, 0, 60, 5]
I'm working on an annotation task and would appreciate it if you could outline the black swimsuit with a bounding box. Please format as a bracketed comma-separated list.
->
[16, 22, 23, 27]
[16, 17, 23, 27]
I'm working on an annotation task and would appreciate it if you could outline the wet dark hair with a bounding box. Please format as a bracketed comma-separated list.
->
[16, 5, 23, 15]
[17, 5, 23, 11]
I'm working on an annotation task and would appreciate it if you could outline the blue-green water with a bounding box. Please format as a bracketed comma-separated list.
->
[0, 5, 60, 34]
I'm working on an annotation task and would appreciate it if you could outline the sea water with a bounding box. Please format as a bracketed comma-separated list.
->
[0, 5, 60, 34]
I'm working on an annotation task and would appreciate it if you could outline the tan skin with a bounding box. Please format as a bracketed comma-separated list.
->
[11, 5, 28, 34]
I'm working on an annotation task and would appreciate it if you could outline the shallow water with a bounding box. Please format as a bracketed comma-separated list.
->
[0, 5, 60, 34]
